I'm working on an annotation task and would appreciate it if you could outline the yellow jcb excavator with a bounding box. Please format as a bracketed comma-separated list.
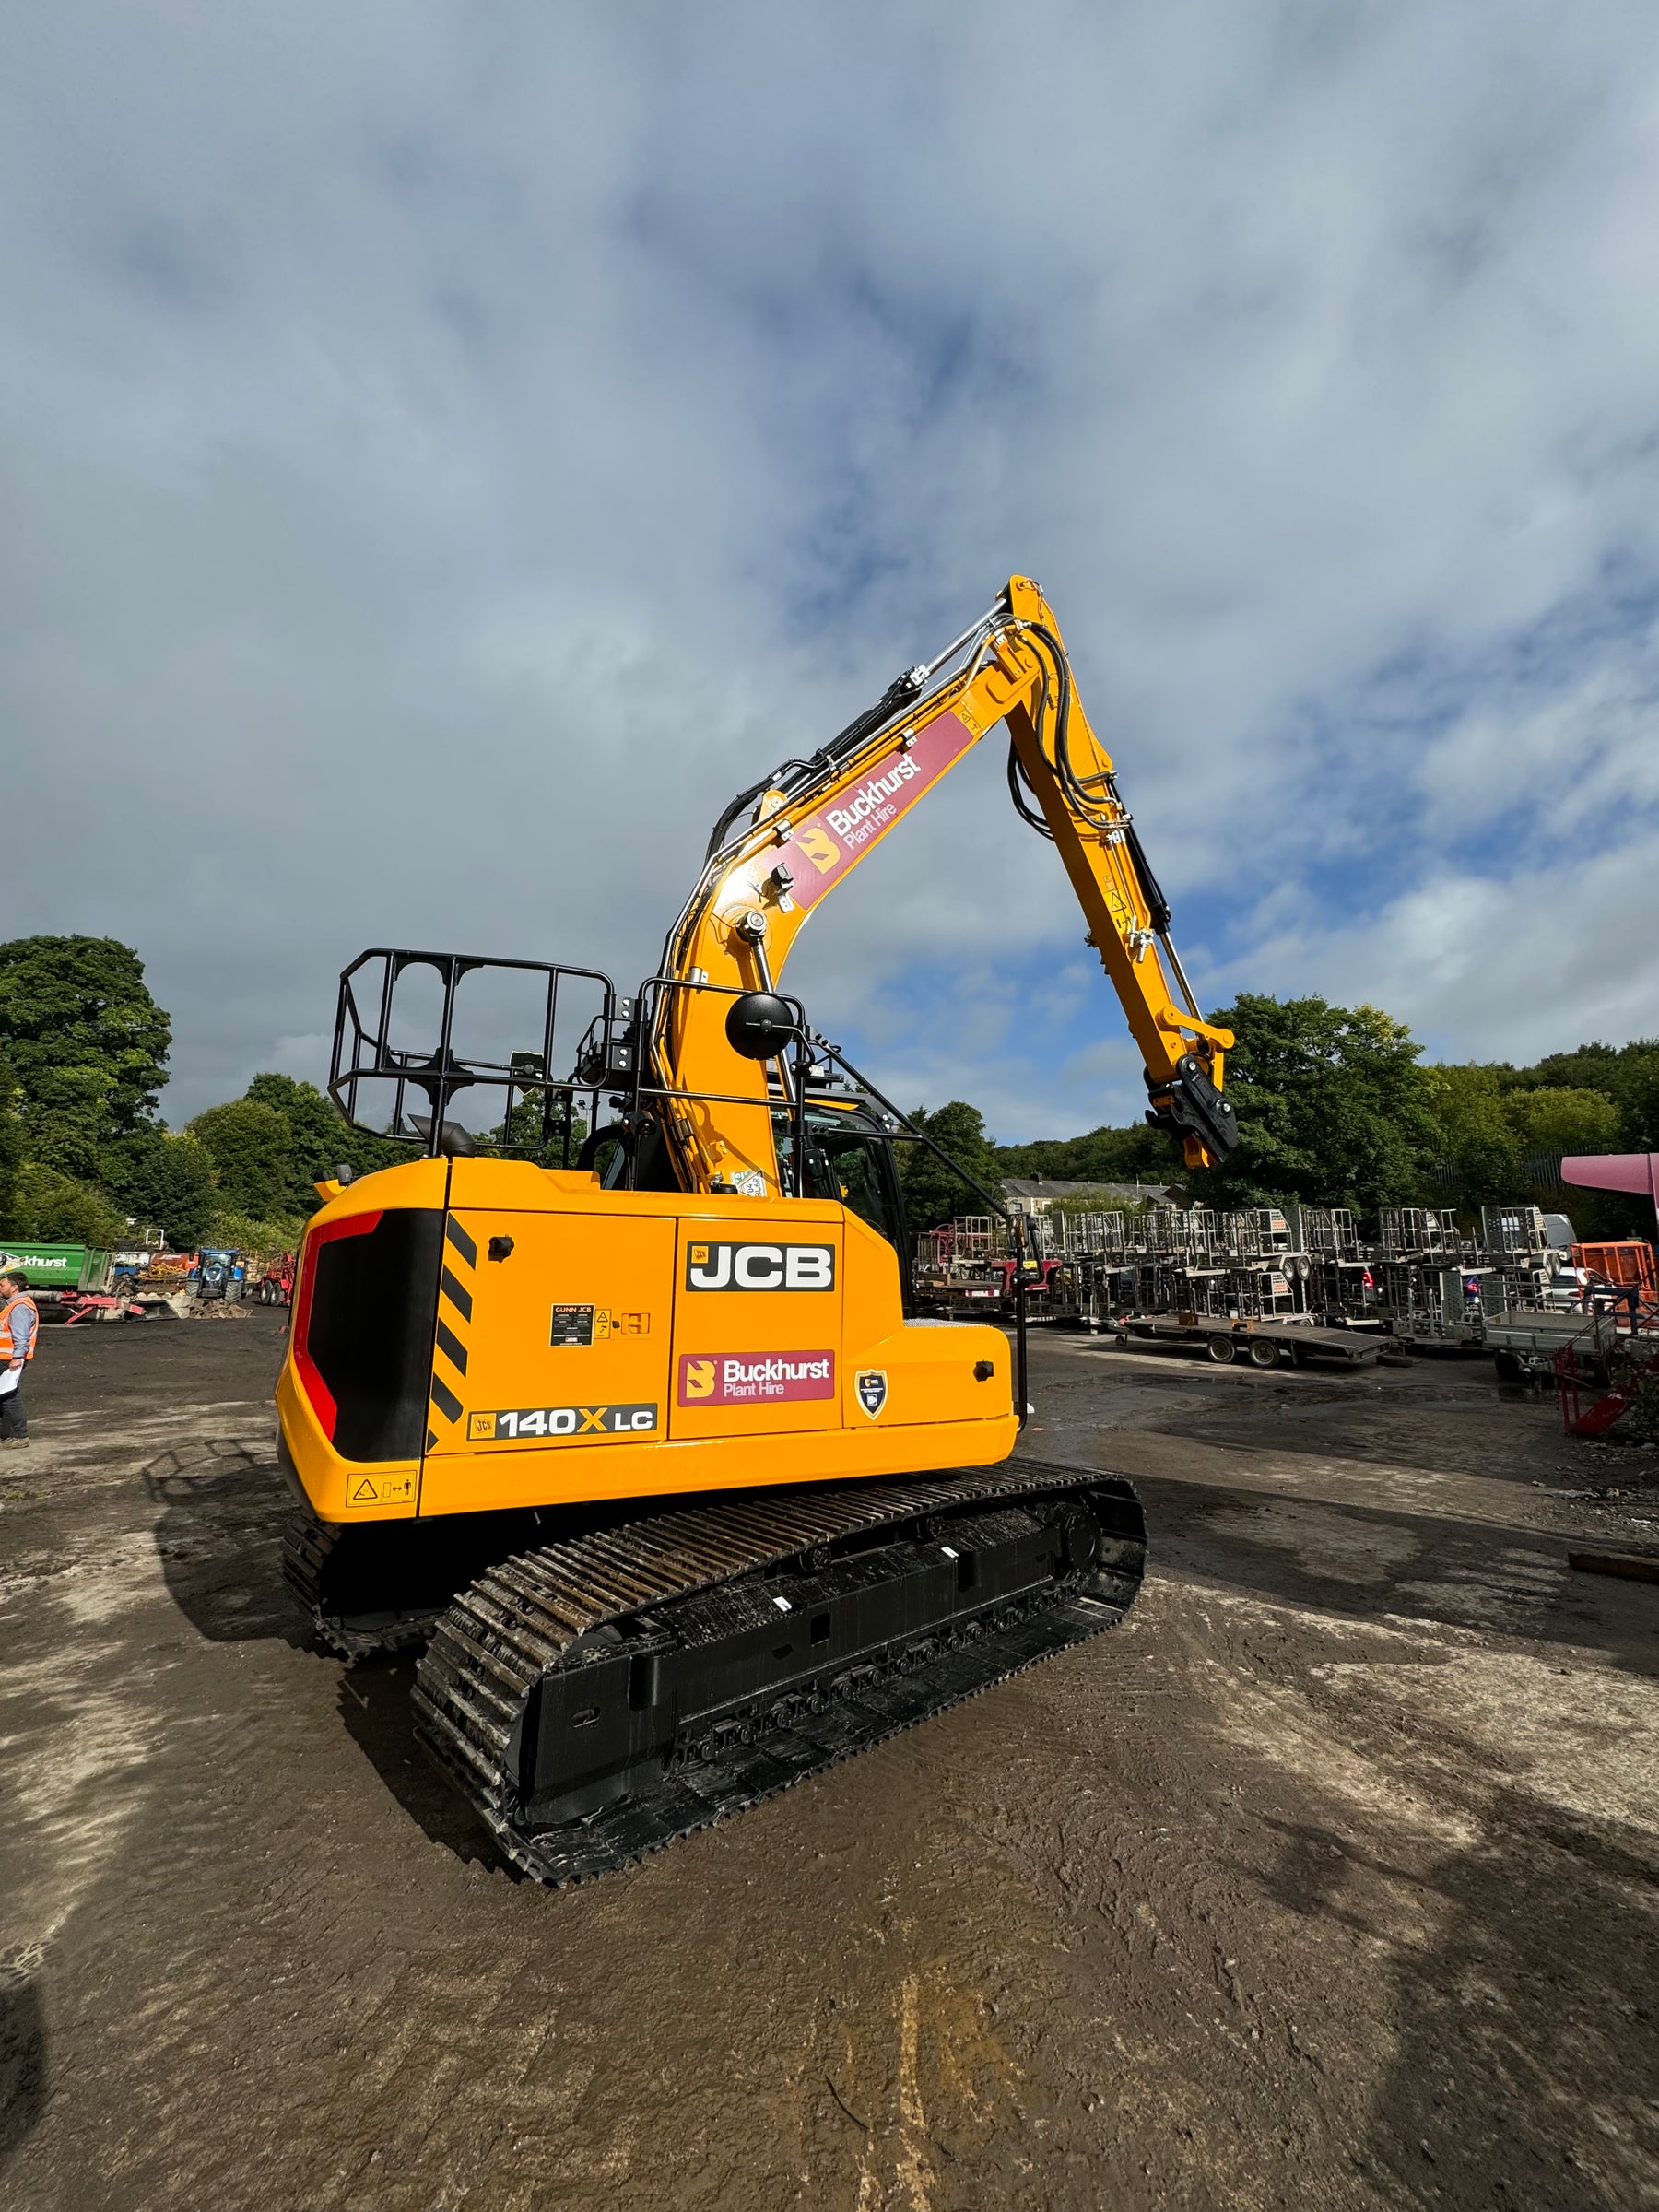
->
[276, 576, 1236, 1880]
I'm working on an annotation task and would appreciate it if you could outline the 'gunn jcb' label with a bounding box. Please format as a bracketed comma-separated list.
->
[684, 1242, 835, 1291]
[548, 1305, 651, 1346]
[677, 1351, 835, 1406]
[468, 1403, 658, 1441]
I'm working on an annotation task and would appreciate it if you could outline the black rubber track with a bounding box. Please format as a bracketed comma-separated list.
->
[412, 1460, 1144, 1885]
[281, 1516, 447, 1658]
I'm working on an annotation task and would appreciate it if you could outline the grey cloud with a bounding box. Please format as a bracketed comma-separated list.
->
[5, 2, 1659, 1133]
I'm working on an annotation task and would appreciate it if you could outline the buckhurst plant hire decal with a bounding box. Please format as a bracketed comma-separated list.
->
[678, 1351, 835, 1406]
[785, 710, 977, 912]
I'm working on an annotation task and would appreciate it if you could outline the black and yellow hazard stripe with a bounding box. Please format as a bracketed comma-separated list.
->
[427, 1215, 476, 1447]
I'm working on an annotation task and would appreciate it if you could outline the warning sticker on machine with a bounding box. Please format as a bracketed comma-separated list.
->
[346, 1472, 417, 1504]
[677, 1351, 835, 1406]
[549, 1305, 653, 1345]
[467, 1403, 659, 1441]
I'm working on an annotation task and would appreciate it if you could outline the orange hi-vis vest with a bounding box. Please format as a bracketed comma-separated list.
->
[0, 1293, 39, 1359]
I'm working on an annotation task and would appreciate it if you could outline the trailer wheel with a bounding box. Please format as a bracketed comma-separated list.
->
[1206, 1335, 1236, 1365]
[1248, 1337, 1279, 1369]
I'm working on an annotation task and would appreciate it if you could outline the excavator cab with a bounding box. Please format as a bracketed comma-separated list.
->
[772, 1098, 914, 1309]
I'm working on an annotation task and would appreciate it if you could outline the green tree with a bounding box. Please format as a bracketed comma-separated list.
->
[1426, 1064, 1523, 1203]
[0, 937, 171, 1176]
[1194, 994, 1438, 1217]
[0, 1050, 23, 1236]
[1615, 1050, 1659, 1151]
[243, 1072, 406, 1212]
[1504, 1085, 1630, 1239]
[204, 1206, 308, 1256]
[898, 1101, 1004, 1232]
[493, 1094, 590, 1166]
[6, 1163, 129, 1247]
[189, 1099, 294, 1216]
[1427, 1068, 1631, 1225]
[104, 1132, 216, 1250]
[1503, 1086, 1621, 1165]
[1516, 1038, 1659, 1151]
[995, 1122, 1180, 1186]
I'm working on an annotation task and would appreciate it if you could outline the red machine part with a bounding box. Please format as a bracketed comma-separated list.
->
[290, 1213, 382, 1441]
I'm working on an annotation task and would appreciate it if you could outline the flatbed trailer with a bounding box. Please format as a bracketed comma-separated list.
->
[1110, 1313, 1402, 1369]
[1482, 1309, 1633, 1384]
[1389, 1313, 1488, 1351]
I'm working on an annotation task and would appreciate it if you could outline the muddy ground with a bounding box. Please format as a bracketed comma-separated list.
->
[2, 1310, 1656, 2211]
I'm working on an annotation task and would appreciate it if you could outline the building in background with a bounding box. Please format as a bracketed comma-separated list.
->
[999, 1177, 1178, 1221]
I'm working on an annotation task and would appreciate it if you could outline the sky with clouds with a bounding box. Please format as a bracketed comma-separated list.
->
[6, 0, 1659, 1140]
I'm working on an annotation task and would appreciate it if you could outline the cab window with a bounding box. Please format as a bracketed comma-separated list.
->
[773, 1112, 906, 1248]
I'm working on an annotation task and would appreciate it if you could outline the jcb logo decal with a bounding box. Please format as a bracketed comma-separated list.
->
[685, 1241, 835, 1291]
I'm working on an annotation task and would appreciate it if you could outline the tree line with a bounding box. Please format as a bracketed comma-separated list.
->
[0, 936, 402, 1253]
[899, 994, 1659, 1239]
[1, 937, 1654, 1252]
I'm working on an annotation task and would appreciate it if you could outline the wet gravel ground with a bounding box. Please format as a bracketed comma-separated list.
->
[2, 1311, 1656, 2211]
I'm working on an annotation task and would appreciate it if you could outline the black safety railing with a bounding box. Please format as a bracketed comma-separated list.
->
[328, 947, 619, 1163]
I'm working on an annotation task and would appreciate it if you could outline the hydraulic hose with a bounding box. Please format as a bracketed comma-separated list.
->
[1011, 621, 1174, 937]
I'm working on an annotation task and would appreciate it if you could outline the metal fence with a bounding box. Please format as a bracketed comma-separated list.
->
[914, 1195, 1601, 1333]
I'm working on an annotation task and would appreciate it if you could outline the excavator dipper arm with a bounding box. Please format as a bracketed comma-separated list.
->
[652, 576, 1234, 1194]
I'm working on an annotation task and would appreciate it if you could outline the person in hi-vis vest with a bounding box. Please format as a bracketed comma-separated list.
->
[0, 1270, 39, 1445]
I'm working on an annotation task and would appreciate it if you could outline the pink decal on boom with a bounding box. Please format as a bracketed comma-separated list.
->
[787, 711, 978, 912]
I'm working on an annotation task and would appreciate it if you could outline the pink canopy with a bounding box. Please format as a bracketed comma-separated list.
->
[1560, 1153, 1659, 1210]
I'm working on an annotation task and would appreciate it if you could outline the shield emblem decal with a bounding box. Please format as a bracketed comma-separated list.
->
[855, 1369, 888, 1419]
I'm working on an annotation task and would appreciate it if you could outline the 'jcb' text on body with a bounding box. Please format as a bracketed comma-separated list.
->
[684, 1242, 835, 1291]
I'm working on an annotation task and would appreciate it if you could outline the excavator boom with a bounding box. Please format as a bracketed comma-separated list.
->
[653, 576, 1233, 1198]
